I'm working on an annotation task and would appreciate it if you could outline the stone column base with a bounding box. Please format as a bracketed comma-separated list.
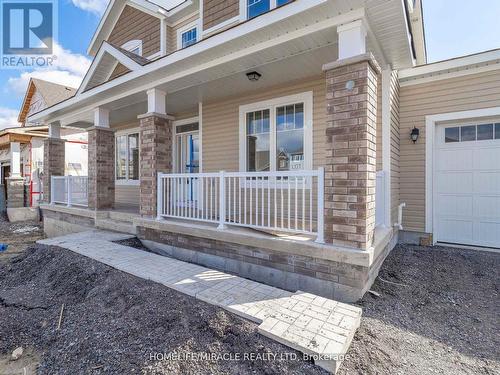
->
[88, 127, 115, 210]
[139, 113, 172, 217]
[6, 177, 25, 208]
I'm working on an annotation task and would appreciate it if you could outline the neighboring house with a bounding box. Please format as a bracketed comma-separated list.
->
[27, 0, 500, 301]
[0, 79, 88, 218]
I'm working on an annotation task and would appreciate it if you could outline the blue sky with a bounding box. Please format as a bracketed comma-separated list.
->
[0, 0, 499, 128]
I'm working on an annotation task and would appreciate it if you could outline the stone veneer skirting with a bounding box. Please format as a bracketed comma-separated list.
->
[135, 221, 396, 303]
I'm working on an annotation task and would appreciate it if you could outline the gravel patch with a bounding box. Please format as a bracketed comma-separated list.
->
[339, 244, 500, 375]
[0, 244, 326, 375]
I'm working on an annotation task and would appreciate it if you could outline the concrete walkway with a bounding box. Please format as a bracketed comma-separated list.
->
[38, 230, 361, 373]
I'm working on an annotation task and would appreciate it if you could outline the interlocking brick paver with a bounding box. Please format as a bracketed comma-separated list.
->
[38, 230, 361, 374]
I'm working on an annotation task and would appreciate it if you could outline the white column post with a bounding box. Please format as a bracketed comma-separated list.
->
[66, 175, 72, 206]
[217, 170, 226, 230]
[381, 67, 392, 227]
[160, 18, 167, 56]
[94, 107, 110, 128]
[10, 142, 21, 177]
[337, 19, 367, 60]
[146, 88, 167, 115]
[48, 121, 61, 138]
[157, 172, 163, 220]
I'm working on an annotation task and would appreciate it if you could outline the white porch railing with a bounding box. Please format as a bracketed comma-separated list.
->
[157, 169, 324, 243]
[51, 176, 88, 207]
[375, 171, 386, 227]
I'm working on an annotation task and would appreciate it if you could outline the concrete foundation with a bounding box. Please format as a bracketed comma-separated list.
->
[7, 207, 40, 222]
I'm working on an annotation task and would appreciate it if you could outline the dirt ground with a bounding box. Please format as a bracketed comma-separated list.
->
[0, 220, 499, 374]
[340, 244, 500, 375]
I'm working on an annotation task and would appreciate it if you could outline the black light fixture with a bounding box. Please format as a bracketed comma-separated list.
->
[410, 127, 420, 143]
[246, 71, 262, 82]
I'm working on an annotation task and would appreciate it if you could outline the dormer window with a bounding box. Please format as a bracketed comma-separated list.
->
[246, 0, 291, 20]
[177, 21, 199, 49]
[121, 40, 142, 56]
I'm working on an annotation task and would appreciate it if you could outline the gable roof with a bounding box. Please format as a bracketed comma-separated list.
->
[18, 78, 76, 125]
[78, 41, 150, 94]
[88, 0, 190, 56]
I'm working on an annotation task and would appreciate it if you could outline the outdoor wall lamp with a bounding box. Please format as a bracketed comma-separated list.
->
[410, 127, 420, 143]
[246, 71, 262, 82]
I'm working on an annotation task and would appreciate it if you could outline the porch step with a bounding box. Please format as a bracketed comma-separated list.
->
[107, 210, 139, 222]
[95, 218, 136, 235]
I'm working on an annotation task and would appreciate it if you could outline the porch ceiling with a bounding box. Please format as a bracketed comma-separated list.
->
[32, 0, 414, 127]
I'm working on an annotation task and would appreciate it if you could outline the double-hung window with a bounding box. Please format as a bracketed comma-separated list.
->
[240, 92, 312, 173]
[116, 131, 139, 183]
[246, 0, 292, 19]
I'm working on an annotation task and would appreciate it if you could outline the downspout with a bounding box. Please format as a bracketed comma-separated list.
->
[394, 202, 406, 230]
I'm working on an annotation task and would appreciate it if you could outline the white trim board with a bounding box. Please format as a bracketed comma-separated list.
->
[425, 106, 500, 243]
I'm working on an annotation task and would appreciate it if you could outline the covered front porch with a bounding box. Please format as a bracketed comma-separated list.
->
[32, 0, 411, 300]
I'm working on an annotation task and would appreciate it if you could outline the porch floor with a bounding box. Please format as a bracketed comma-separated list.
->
[38, 230, 361, 373]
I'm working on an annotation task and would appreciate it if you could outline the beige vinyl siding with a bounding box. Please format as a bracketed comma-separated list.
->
[399, 69, 500, 232]
[202, 75, 326, 173]
[115, 185, 140, 205]
[168, 14, 200, 53]
[389, 71, 400, 225]
[203, 0, 239, 31]
[108, 5, 160, 57]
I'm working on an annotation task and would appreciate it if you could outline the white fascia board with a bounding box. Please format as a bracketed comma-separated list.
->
[78, 42, 143, 95]
[399, 49, 500, 80]
[31, 1, 357, 124]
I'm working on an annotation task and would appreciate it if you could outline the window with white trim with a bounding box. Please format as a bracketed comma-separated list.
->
[240, 92, 312, 173]
[116, 131, 139, 182]
[177, 21, 199, 49]
[245, 0, 292, 19]
[121, 40, 142, 56]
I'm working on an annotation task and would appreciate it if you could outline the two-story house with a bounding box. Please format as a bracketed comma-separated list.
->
[29, 0, 500, 301]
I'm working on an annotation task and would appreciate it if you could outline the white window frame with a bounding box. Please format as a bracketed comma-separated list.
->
[240, 0, 290, 21]
[115, 128, 140, 186]
[177, 20, 201, 50]
[238, 91, 313, 175]
[121, 39, 143, 56]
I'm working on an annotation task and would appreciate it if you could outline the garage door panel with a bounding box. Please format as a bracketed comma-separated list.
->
[473, 171, 500, 193]
[474, 196, 500, 217]
[437, 219, 473, 243]
[436, 172, 473, 194]
[435, 123, 500, 248]
[437, 149, 473, 171]
[474, 221, 500, 247]
[436, 195, 473, 216]
[473, 148, 500, 170]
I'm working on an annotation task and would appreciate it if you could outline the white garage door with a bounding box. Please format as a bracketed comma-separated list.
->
[434, 122, 500, 248]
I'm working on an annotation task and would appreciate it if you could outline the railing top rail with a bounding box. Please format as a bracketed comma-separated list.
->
[159, 169, 323, 179]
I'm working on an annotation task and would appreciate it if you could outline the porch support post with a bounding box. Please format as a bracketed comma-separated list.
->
[6, 141, 24, 208]
[323, 53, 380, 250]
[139, 88, 172, 218]
[88, 108, 115, 210]
[43, 122, 65, 203]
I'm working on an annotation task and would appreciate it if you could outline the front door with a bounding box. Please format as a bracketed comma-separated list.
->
[175, 124, 200, 207]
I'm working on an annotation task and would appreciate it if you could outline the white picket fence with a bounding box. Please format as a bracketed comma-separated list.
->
[51, 176, 88, 207]
[157, 169, 324, 243]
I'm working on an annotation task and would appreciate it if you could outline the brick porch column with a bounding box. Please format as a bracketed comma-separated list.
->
[87, 127, 115, 210]
[43, 133, 65, 204]
[138, 113, 172, 217]
[323, 53, 380, 250]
